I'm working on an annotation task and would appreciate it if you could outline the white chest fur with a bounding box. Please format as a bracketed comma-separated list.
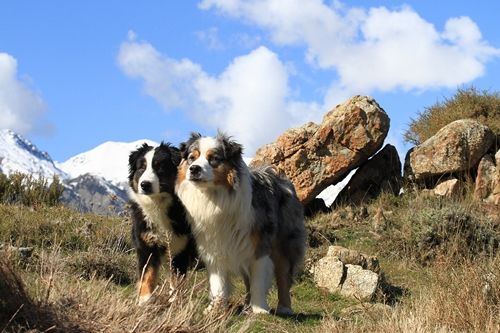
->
[130, 191, 188, 257]
[176, 178, 255, 275]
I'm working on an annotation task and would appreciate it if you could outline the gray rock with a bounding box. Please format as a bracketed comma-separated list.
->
[341, 264, 379, 300]
[313, 255, 345, 293]
[433, 178, 462, 197]
[313, 246, 381, 301]
[475, 150, 500, 205]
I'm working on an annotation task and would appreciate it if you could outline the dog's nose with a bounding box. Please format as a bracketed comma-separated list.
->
[189, 165, 202, 176]
[140, 181, 153, 193]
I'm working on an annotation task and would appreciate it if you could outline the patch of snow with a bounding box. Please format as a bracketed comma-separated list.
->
[57, 139, 158, 188]
[317, 169, 356, 207]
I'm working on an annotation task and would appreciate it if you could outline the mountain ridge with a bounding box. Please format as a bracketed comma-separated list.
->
[0, 129, 157, 214]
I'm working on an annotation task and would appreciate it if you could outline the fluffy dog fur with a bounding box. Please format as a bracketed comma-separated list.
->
[128, 142, 196, 305]
[175, 133, 306, 315]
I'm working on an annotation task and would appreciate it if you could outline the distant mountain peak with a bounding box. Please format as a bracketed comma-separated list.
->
[0, 129, 65, 178]
[58, 139, 158, 188]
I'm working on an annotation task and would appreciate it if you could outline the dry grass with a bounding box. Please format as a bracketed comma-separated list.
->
[0, 184, 499, 332]
[1, 249, 242, 333]
[318, 256, 500, 332]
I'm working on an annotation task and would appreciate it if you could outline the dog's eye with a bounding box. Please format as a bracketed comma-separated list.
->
[208, 155, 222, 167]
[187, 154, 196, 164]
[137, 158, 146, 170]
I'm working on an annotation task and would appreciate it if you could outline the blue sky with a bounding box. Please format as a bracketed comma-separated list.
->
[1, 0, 499, 162]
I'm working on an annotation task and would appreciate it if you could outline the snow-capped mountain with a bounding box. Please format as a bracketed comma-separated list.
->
[0, 129, 66, 179]
[58, 139, 158, 188]
[0, 129, 150, 215]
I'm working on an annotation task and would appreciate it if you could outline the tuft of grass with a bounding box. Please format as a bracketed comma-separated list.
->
[404, 86, 500, 145]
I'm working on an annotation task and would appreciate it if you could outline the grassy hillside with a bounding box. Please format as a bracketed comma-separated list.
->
[0, 190, 499, 332]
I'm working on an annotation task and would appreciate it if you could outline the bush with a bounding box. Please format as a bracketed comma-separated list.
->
[381, 194, 499, 264]
[404, 86, 500, 145]
[0, 172, 64, 207]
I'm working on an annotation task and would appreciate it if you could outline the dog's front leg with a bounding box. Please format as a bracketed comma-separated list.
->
[249, 255, 273, 314]
[205, 268, 230, 313]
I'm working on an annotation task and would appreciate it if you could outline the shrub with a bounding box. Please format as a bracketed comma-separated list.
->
[381, 194, 499, 264]
[0, 172, 64, 207]
[404, 86, 500, 145]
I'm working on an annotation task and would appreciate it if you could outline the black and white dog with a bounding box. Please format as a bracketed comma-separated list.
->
[176, 133, 306, 315]
[128, 142, 196, 305]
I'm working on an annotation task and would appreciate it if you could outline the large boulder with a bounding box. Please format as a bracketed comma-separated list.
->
[404, 119, 495, 182]
[251, 96, 390, 204]
[334, 144, 401, 205]
[475, 150, 500, 205]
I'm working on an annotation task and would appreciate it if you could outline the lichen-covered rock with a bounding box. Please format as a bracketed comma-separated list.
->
[475, 151, 500, 205]
[313, 246, 380, 301]
[251, 96, 389, 204]
[334, 144, 401, 205]
[312, 255, 344, 293]
[434, 178, 462, 197]
[341, 264, 379, 300]
[404, 119, 494, 182]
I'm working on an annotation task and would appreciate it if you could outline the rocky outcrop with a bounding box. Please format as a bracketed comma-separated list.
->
[312, 246, 380, 300]
[252, 96, 390, 204]
[61, 174, 128, 215]
[475, 150, 500, 204]
[404, 119, 495, 182]
[334, 144, 401, 205]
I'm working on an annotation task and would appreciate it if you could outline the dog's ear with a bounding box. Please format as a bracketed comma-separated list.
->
[170, 146, 181, 166]
[217, 131, 243, 160]
[158, 142, 182, 167]
[128, 143, 151, 178]
[179, 132, 202, 159]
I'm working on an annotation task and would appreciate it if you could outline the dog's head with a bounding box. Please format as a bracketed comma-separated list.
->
[128, 142, 181, 196]
[177, 132, 243, 190]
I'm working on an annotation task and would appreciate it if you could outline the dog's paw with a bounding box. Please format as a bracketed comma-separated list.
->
[251, 304, 270, 314]
[138, 294, 153, 306]
[203, 298, 228, 315]
[203, 303, 214, 316]
[275, 305, 294, 316]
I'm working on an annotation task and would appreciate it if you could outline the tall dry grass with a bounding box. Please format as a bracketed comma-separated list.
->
[0, 248, 247, 333]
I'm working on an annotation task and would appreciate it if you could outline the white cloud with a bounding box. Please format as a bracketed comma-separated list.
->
[118, 36, 204, 110]
[199, 0, 500, 106]
[118, 34, 318, 155]
[196, 27, 225, 50]
[0, 53, 48, 135]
